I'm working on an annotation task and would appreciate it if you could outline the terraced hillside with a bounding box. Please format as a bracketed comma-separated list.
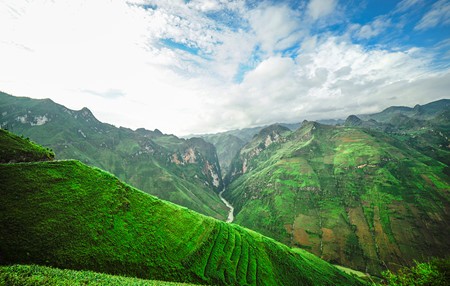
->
[225, 121, 450, 275]
[0, 129, 361, 285]
[0, 92, 227, 219]
[0, 264, 198, 286]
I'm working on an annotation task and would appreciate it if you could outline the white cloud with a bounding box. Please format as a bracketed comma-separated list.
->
[415, 0, 450, 30]
[394, 0, 423, 13]
[355, 17, 391, 39]
[247, 4, 302, 53]
[307, 0, 337, 20]
[0, 0, 448, 136]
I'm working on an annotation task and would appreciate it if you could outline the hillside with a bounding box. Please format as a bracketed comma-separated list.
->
[0, 264, 198, 286]
[0, 128, 54, 163]
[197, 123, 301, 177]
[349, 100, 450, 166]
[0, 129, 361, 285]
[225, 121, 450, 275]
[0, 91, 227, 220]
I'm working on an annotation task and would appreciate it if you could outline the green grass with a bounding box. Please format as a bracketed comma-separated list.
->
[0, 129, 54, 163]
[226, 122, 450, 275]
[0, 264, 201, 286]
[0, 92, 227, 220]
[0, 157, 361, 285]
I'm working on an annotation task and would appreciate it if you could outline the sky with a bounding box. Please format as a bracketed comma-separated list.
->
[1, 0, 449, 136]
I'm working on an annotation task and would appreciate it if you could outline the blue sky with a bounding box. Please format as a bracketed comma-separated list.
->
[0, 0, 449, 135]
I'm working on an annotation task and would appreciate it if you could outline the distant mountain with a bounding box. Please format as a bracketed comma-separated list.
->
[0, 91, 227, 219]
[0, 130, 362, 286]
[349, 99, 450, 166]
[359, 99, 450, 122]
[224, 121, 450, 275]
[195, 123, 301, 177]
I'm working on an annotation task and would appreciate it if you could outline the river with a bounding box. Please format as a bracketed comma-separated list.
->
[219, 188, 234, 223]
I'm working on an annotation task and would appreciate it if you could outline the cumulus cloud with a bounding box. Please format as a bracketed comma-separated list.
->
[247, 4, 302, 53]
[354, 16, 391, 39]
[0, 0, 448, 135]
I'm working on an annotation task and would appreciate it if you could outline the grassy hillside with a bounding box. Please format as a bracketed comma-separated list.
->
[0, 92, 227, 220]
[0, 264, 199, 286]
[225, 121, 450, 275]
[0, 133, 361, 285]
[0, 129, 54, 163]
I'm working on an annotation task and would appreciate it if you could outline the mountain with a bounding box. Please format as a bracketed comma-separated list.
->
[199, 133, 246, 178]
[0, 129, 362, 285]
[199, 123, 301, 177]
[224, 121, 450, 275]
[359, 99, 450, 123]
[0, 91, 227, 220]
[350, 99, 450, 166]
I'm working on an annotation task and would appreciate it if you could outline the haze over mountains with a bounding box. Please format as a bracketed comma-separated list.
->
[1, 91, 449, 282]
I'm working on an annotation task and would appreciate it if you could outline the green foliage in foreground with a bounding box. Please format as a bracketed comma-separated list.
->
[0, 264, 200, 286]
[376, 257, 450, 286]
[0, 158, 361, 285]
[0, 129, 54, 163]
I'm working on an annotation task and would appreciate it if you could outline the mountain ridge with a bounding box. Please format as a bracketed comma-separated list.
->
[0, 91, 228, 220]
[0, 129, 362, 285]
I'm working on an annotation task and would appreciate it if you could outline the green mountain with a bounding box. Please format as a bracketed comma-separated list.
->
[359, 99, 450, 122]
[0, 91, 227, 220]
[348, 99, 450, 166]
[199, 124, 301, 177]
[0, 129, 361, 285]
[225, 121, 450, 275]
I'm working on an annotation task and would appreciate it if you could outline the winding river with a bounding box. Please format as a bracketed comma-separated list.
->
[219, 188, 234, 223]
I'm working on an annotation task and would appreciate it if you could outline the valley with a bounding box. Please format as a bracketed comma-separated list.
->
[219, 188, 234, 223]
[1, 92, 449, 284]
[0, 128, 362, 285]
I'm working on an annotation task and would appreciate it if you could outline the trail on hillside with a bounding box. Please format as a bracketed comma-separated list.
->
[219, 188, 234, 223]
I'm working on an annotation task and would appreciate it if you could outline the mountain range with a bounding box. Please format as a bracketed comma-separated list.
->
[224, 100, 450, 274]
[0, 128, 361, 285]
[1, 91, 449, 280]
[0, 91, 228, 220]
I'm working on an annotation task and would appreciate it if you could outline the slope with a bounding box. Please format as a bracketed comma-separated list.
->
[349, 99, 450, 167]
[0, 264, 198, 286]
[225, 121, 450, 275]
[197, 123, 301, 177]
[0, 130, 361, 286]
[0, 128, 54, 163]
[0, 91, 227, 219]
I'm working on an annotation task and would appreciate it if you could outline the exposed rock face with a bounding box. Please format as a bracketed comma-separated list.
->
[226, 124, 290, 182]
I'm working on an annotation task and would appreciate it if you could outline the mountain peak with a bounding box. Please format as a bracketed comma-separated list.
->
[256, 124, 291, 138]
[345, 115, 363, 126]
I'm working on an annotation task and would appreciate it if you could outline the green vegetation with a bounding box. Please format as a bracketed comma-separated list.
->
[376, 257, 450, 286]
[0, 91, 227, 220]
[0, 129, 54, 162]
[226, 121, 450, 275]
[0, 130, 361, 285]
[0, 264, 200, 286]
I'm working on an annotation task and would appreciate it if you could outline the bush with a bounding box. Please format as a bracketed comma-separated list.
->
[379, 258, 449, 285]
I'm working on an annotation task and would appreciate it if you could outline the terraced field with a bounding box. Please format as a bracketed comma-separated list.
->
[0, 129, 361, 285]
